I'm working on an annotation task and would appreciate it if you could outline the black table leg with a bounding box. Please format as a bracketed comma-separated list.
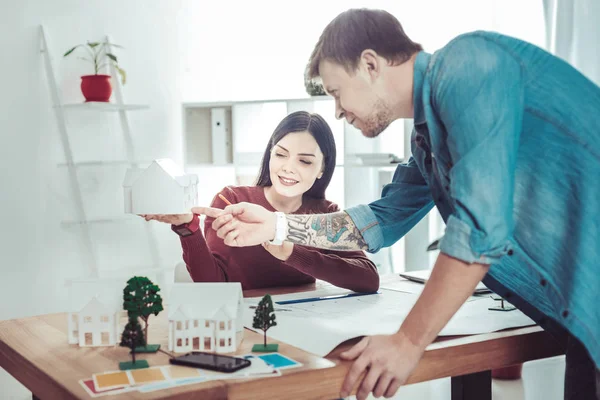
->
[451, 370, 492, 400]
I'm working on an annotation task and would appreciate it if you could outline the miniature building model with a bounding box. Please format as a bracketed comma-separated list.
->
[167, 282, 244, 354]
[123, 158, 199, 215]
[67, 279, 125, 347]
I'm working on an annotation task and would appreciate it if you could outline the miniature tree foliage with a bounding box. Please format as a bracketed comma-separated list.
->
[123, 276, 164, 342]
[252, 294, 277, 346]
[120, 317, 146, 363]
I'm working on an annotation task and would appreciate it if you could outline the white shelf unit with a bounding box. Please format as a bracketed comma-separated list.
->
[40, 25, 165, 281]
[182, 97, 406, 273]
[60, 102, 149, 111]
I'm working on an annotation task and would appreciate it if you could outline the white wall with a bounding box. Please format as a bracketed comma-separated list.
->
[1, 1, 186, 396]
[0, 0, 184, 321]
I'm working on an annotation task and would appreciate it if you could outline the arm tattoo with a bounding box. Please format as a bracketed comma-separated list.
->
[285, 212, 369, 251]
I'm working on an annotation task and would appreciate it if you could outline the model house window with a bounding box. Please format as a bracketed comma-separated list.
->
[101, 332, 110, 345]
[185, 338, 189, 346]
[194, 320, 198, 328]
[205, 321, 210, 328]
[220, 338, 225, 347]
[204, 337, 211, 350]
[177, 321, 182, 330]
[72, 315, 77, 323]
[193, 337, 200, 350]
[228, 320, 232, 330]
[228, 338, 232, 346]
[84, 316, 92, 323]
[185, 321, 189, 330]
[177, 338, 182, 347]
[100, 315, 109, 323]
[219, 321, 225, 330]
[85, 333, 93, 346]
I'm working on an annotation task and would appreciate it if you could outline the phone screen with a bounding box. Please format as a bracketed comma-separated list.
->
[170, 351, 250, 372]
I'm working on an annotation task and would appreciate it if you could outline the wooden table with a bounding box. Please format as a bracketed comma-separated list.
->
[0, 275, 565, 400]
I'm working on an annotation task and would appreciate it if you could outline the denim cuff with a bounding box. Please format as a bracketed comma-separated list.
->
[345, 204, 384, 253]
[439, 215, 504, 265]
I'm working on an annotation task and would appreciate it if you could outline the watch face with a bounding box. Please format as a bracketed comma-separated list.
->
[175, 227, 193, 237]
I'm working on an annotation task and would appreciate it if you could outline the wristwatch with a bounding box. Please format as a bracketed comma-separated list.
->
[269, 211, 286, 245]
[171, 214, 200, 237]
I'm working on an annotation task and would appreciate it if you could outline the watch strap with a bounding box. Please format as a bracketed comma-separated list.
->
[268, 211, 286, 245]
[171, 214, 200, 237]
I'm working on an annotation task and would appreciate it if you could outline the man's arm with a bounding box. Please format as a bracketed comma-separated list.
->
[285, 212, 369, 250]
[201, 157, 433, 251]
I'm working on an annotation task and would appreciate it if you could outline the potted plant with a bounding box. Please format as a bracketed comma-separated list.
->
[63, 40, 127, 102]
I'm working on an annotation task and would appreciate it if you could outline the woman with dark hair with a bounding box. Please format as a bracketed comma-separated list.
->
[144, 111, 379, 292]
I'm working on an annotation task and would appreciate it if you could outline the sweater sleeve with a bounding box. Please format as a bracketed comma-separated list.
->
[177, 187, 236, 282]
[284, 246, 380, 293]
[283, 200, 380, 293]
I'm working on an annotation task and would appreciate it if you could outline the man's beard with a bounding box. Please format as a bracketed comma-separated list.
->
[360, 99, 393, 138]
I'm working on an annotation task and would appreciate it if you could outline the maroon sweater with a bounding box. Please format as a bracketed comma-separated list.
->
[177, 186, 379, 292]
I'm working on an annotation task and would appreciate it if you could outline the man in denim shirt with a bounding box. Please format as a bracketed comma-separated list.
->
[202, 8, 600, 400]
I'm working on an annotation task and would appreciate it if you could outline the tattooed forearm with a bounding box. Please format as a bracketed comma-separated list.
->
[285, 212, 369, 251]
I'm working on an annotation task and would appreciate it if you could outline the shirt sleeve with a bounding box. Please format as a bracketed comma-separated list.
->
[346, 157, 434, 253]
[432, 35, 524, 264]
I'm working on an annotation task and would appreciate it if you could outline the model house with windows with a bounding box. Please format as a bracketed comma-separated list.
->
[123, 158, 199, 215]
[67, 279, 125, 347]
[167, 282, 244, 354]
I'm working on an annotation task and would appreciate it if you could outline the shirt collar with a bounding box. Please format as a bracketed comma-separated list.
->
[413, 51, 431, 125]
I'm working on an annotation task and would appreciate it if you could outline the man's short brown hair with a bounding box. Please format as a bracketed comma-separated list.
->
[307, 8, 423, 79]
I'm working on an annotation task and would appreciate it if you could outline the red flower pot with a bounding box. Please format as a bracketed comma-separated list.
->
[80, 74, 112, 102]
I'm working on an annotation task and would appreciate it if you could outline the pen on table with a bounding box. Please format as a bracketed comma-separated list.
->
[249, 305, 292, 312]
[275, 291, 379, 305]
[218, 194, 232, 205]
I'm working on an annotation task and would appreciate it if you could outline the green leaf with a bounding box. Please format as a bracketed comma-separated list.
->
[87, 42, 100, 48]
[63, 46, 79, 57]
[106, 53, 118, 62]
[117, 67, 127, 85]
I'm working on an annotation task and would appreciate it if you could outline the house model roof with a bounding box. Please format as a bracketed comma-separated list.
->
[122, 159, 198, 188]
[68, 279, 124, 314]
[167, 282, 242, 321]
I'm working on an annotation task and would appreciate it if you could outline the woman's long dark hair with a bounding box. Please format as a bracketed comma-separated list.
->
[255, 111, 336, 199]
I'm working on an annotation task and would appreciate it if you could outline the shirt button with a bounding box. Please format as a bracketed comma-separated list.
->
[540, 279, 547, 287]
[507, 249, 514, 256]
[562, 310, 569, 318]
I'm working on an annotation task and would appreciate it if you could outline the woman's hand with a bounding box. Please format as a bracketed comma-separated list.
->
[262, 241, 294, 261]
[140, 214, 193, 226]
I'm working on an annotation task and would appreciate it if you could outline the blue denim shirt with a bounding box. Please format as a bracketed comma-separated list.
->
[346, 31, 600, 368]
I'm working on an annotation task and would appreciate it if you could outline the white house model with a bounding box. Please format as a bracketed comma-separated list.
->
[167, 282, 244, 354]
[123, 158, 199, 215]
[67, 279, 125, 347]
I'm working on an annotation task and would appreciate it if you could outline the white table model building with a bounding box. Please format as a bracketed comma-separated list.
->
[167, 282, 244, 354]
[67, 279, 125, 347]
[123, 158, 199, 215]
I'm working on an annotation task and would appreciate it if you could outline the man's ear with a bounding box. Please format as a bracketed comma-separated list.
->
[360, 49, 381, 79]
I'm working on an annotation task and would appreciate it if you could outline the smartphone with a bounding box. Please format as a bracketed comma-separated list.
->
[169, 351, 251, 373]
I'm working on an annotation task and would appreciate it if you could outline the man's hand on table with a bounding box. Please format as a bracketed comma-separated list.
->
[339, 331, 424, 400]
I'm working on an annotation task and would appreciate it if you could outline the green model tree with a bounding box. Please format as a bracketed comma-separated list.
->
[119, 317, 148, 370]
[251, 294, 279, 352]
[123, 276, 164, 352]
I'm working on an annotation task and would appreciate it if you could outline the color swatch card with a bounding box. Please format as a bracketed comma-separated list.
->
[245, 352, 303, 371]
[92, 366, 168, 391]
